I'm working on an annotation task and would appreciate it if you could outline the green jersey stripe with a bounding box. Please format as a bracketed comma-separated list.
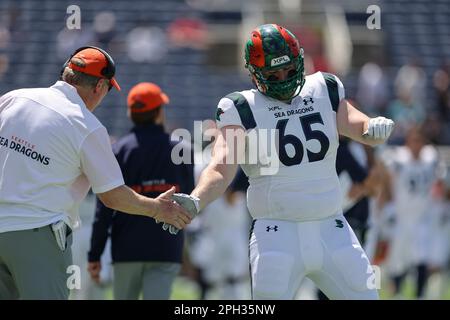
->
[322, 72, 340, 112]
[225, 92, 257, 130]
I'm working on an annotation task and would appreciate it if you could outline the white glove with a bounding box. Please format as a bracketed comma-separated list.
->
[162, 193, 200, 235]
[363, 117, 395, 141]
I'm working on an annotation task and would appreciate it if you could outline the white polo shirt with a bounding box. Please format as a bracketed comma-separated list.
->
[0, 81, 124, 232]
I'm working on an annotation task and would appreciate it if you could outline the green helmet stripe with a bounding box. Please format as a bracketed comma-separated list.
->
[259, 24, 293, 69]
[322, 72, 340, 112]
[259, 24, 283, 66]
[225, 92, 256, 130]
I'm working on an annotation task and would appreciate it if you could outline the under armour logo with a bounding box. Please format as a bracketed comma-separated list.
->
[335, 219, 344, 228]
[303, 97, 314, 106]
[266, 225, 278, 232]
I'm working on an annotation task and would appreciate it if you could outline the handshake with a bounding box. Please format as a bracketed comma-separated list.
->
[159, 193, 200, 235]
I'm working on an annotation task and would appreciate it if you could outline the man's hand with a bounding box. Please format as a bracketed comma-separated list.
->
[347, 183, 365, 200]
[153, 187, 193, 230]
[363, 117, 395, 141]
[88, 261, 102, 284]
[162, 193, 200, 235]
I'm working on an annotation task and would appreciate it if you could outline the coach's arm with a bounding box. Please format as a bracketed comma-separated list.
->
[97, 185, 191, 230]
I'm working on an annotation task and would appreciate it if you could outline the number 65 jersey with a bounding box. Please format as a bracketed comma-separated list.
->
[216, 72, 345, 222]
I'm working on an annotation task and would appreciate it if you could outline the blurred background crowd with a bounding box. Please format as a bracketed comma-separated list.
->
[0, 0, 449, 299]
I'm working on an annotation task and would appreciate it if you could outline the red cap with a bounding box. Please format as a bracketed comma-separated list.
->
[127, 82, 169, 113]
[68, 48, 121, 91]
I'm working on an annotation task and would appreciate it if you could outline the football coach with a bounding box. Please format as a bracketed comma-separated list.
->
[0, 46, 191, 299]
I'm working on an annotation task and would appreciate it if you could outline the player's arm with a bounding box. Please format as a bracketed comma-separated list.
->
[337, 99, 394, 146]
[337, 142, 375, 202]
[191, 125, 244, 210]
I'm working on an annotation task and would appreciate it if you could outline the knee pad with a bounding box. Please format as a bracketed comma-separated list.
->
[331, 245, 373, 292]
[252, 252, 294, 299]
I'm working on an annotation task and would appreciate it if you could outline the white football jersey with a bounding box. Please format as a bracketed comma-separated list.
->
[384, 146, 444, 271]
[216, 72, 345, 221]
[389, 145, 442, 224]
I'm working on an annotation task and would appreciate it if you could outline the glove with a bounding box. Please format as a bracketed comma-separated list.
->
[163, 223, 181, 235]
[157, 220, 180, 235]
[161, 221, 184, 236]
[363, 117, 395, 140]
[162, 193, 200, 235]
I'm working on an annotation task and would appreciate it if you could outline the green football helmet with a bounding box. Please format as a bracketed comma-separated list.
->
[244, 24, 305, 101]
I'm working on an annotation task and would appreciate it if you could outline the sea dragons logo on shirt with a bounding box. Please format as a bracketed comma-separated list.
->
[0, 135, 51, 166]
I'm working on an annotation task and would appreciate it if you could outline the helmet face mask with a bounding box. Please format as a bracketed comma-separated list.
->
[245, 24, 305, 101]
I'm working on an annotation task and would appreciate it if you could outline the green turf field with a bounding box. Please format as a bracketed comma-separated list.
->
[98, 274, 450, 300]
[171, 275, 450, 300]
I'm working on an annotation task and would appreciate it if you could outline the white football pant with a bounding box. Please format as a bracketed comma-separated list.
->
[249, 214, 379, 300]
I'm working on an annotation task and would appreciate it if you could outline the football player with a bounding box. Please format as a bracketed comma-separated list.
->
[384, 127, 446, 299]
[169, 24, 394, 299]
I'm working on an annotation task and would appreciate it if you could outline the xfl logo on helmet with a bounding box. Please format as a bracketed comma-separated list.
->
[271, 55, 290, 67]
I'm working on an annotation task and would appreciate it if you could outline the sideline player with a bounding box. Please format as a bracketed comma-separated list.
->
[384, 127, 446, 298]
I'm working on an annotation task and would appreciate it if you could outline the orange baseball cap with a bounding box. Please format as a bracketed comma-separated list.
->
[68, 47, 121, 91]
[127, 82, 170, 113]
